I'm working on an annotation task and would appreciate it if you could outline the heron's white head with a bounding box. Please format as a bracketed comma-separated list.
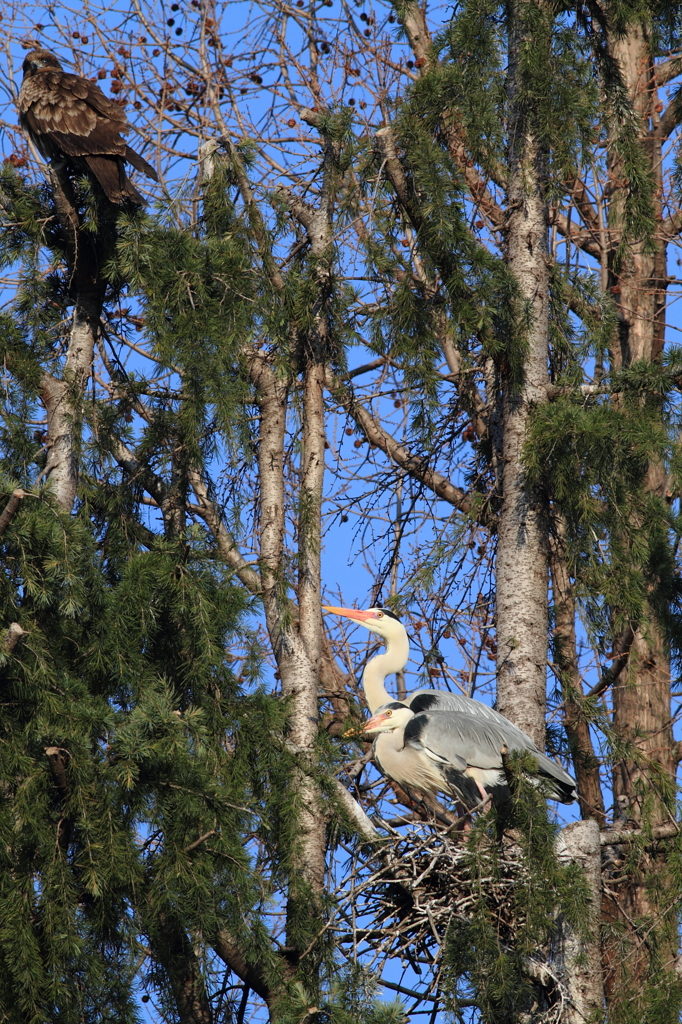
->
[362, 702, 413, 734]
[322, 605, 406, 644]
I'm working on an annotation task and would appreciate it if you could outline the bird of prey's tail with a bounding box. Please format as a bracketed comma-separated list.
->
[85, 148, 158, 207]
[124, 146, 157, 181]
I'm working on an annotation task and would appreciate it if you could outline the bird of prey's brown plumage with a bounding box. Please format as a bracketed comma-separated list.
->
[18, 49, 158, 206]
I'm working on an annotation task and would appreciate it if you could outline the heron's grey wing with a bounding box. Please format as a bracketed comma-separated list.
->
[452, 712, 577, 795]
[404, 710, 509, 768]
[401, 715, 481, 807]
[406, 710, 576, 800]
[403, 717, 468, 772]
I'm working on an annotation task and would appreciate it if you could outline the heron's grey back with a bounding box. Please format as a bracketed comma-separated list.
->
[408, 689, 510, 725]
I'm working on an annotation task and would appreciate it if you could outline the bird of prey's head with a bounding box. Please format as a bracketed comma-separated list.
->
[22, 49, 63, 77]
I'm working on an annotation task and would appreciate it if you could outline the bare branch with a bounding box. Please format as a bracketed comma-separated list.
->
[658, 97, 682, 140]
[0, 489, 27, 537]
[399, 1, 432, 69]
[184, 830, 217, 854]
[600, 823, 679, 845]
[567, 176, 599, 235]
[4, 622, 27, 653]
[584, 627, 635, 699]
[212, 932, 277, 1007]
[187, 469, 263, 596]
[655, 54, 682, 88]
[327, 370, 475, 515]
[550, 207, 603, 260]
[332, 779, 380, 842]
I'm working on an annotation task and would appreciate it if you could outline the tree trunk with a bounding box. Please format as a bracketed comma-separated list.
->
[40, 165, 110, 512]
[289, 356, 327, 899]
[549, 524, 606, 825]
[554, 820, 605, 1022]
[602, 16, 678, 1007]
[495, 0, 550, 747]
[606, 17, 675, 826]
[252, 348, 326, 968]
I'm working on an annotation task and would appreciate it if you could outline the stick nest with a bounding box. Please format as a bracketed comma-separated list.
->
[333, 819, 531, 993]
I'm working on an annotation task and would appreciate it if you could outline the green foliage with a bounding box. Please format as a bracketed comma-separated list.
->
[571, 2, 658, 255]
[437, 0, 506, 175]
[525, 370, 682, 655]
[0, 141, 371, 1020]
[548, 267, 619, 383]
[112, 199, 256, 465]
[443, 766, 591, 1024]
[602, 826, 682, 1024]
[1, 0, 682, 1015]
[273, 969, 406, 1024]
[438, 0, 599, 182]
[0, 476, 295, 1021]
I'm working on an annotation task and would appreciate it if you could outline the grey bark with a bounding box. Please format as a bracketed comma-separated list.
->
[554, 820, 605, 1023]
[495, 0, 550, 746]
[599, 822, 679, 845]
[252, 349, 327, 932]
[398, 1, 431, 70]
[0, 489, 27, 538]
[40, 303, 100, 512]
[273, 130, 339, 924]
[39, 163, 109, 512]
[290, 356, 327, 899]
[332, 779, 380, 841]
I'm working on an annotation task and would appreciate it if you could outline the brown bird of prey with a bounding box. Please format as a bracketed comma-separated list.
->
[18, 49, 158, 206]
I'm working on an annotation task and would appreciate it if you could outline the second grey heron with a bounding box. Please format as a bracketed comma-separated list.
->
[363, 701, 577, 810]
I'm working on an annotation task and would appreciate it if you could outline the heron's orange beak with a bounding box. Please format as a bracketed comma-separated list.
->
[322, 605, 376, 623]
[362, 712, 392, 733]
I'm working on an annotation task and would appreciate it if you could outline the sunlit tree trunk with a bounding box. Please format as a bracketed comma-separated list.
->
[495, 0, 550, 748]
[40, 167, 111, 512]
[603, 16, 678, 1007]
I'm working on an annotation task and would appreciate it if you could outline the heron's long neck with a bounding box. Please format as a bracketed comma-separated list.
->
[373, 729, 413, 792]
[374, 729, 405, 760]
[362, 633, 409, 713]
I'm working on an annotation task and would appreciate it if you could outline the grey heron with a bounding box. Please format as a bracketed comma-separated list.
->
[322, 604, 512, 725]
[362, 701, 577, 810]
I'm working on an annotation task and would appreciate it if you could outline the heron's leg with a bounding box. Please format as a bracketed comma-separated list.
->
[446, 807, 472, 834]
[449, 794, 487, 833]
[473, 779, 492, 813]
[450, 801, 472, 832]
